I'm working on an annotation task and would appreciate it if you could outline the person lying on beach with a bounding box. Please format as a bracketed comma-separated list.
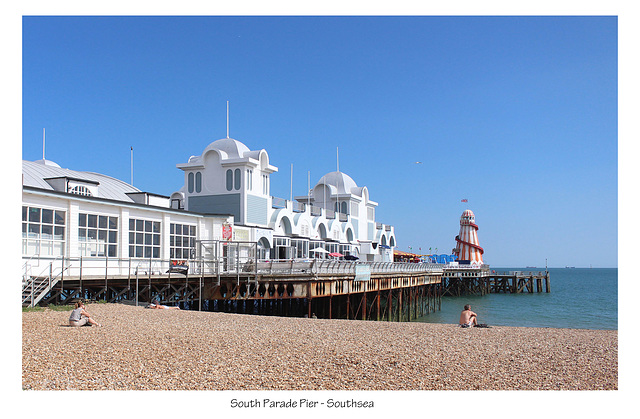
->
[147, 299, 180, 310]
[459, 304, 477, 328]
[68, 300, 101, 327]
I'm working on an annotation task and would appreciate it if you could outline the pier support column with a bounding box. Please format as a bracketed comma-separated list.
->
[377, 289, 381, 321]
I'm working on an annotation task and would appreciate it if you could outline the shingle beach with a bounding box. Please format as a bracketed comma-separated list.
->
[22, 303, 617, 391]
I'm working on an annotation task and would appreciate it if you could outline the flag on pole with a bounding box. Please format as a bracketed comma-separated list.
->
[461, 199, 468, 202]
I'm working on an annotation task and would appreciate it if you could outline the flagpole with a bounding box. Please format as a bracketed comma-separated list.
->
[307, 171, 310, 210]
[130, 146, 134, 186]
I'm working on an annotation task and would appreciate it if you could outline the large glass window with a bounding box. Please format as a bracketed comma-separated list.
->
[78, 213, 118, 257]
[129, 218, 161, 259]
[22, 206, 66, 256]
[274, 237, 291, 260]
[170, 223, 196, 260]
[291, 239, 309, 259]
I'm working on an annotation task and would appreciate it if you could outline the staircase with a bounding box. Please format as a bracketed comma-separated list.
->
[22, 260, 71, 307]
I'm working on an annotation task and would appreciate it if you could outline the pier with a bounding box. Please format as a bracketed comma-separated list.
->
[442, 266, 550, 296]
[22, 255, 443, 322]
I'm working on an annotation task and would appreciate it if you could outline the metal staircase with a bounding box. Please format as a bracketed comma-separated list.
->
[22, 259, 71, 307]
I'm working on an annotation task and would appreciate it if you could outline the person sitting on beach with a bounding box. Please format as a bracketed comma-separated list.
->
[459, 304, 477, 328]
[148, 299, 180, 310]
[68, 300, 101, 327]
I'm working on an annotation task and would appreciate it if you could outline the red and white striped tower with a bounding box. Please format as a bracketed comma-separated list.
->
[453, 209, 484, 265]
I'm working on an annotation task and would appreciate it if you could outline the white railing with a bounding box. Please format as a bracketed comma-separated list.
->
[255, 260, 443, 276]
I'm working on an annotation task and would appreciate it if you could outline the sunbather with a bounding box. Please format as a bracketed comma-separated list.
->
[459, 304, 477, 328]
[69, 300, 101, 327]
[148, 299, 180, 310]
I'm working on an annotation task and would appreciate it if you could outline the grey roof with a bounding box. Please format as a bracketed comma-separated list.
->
[22, 159, 141, 202]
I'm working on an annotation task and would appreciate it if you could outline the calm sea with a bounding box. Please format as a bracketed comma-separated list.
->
[414, 268, 618, 330]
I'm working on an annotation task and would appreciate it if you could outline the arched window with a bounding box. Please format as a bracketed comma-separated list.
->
[341, 201, 347, 214]
[195, 172, 202, 193]
[188, 173, 194, 193]
[226, 170, 233, 191]
[234, 168, 241, 190]
[70, 185, 92, 196]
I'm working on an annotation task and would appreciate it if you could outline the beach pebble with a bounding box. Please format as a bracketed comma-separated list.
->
[22, 303, 617, 390]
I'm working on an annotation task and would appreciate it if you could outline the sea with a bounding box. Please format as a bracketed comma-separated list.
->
[414, 268, 618, 330]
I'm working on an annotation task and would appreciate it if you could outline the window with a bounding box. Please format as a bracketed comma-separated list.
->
[170, 223, 196, 260]
[129, 218, 161, 259]
[234, 168, 241, 190]
[22, 206, 66, 256]
[69, 185, 92, 196]
[78, 213, 118, 257]
[262, 174, 269, 195]
[291, 239, 309, 259]
[226, 169, 233, 191]
[300, 222, 310, 237]
[274, 237, 291, 260]
[188, 172, 194, 193]
[246, 169, 253, 191]
[339, 244, 352, 256]
[367, 207, 375, 221]
[195, 172, 202, 193]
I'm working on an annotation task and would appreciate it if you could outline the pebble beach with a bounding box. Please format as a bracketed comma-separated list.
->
[22, 303, 617, 391]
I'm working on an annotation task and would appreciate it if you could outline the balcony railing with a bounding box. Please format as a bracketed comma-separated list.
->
[271, 197, 287, 209]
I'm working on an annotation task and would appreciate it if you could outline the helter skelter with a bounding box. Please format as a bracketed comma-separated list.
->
[453, 209, 484, 266]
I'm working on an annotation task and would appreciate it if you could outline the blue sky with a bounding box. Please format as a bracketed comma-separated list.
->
[21, 15, 618, 268]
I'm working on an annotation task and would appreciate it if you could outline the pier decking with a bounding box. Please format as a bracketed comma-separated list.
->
[22, 257, 443, 322]
[442, 266, 550, 296]
[23, 254, 550, 322]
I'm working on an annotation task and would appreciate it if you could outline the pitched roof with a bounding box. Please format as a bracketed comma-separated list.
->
[22, 159, 141, 202]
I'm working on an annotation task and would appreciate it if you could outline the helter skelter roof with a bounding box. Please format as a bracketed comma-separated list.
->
[22, 159, 141, 202]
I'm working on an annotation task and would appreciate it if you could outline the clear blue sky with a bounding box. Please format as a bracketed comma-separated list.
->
[21, 16, 618, 268]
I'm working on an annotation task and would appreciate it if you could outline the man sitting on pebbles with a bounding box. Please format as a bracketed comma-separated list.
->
[459, 304, 478, 328]
[68, 300, 101, 327]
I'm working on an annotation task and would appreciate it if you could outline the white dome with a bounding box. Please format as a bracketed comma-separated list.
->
[204, 138, 250, 159]
[318, 171, 358, 195]
[34, 159, 61, 168]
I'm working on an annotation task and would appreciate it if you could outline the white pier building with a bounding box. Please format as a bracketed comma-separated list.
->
[21, 136, 396, 287]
